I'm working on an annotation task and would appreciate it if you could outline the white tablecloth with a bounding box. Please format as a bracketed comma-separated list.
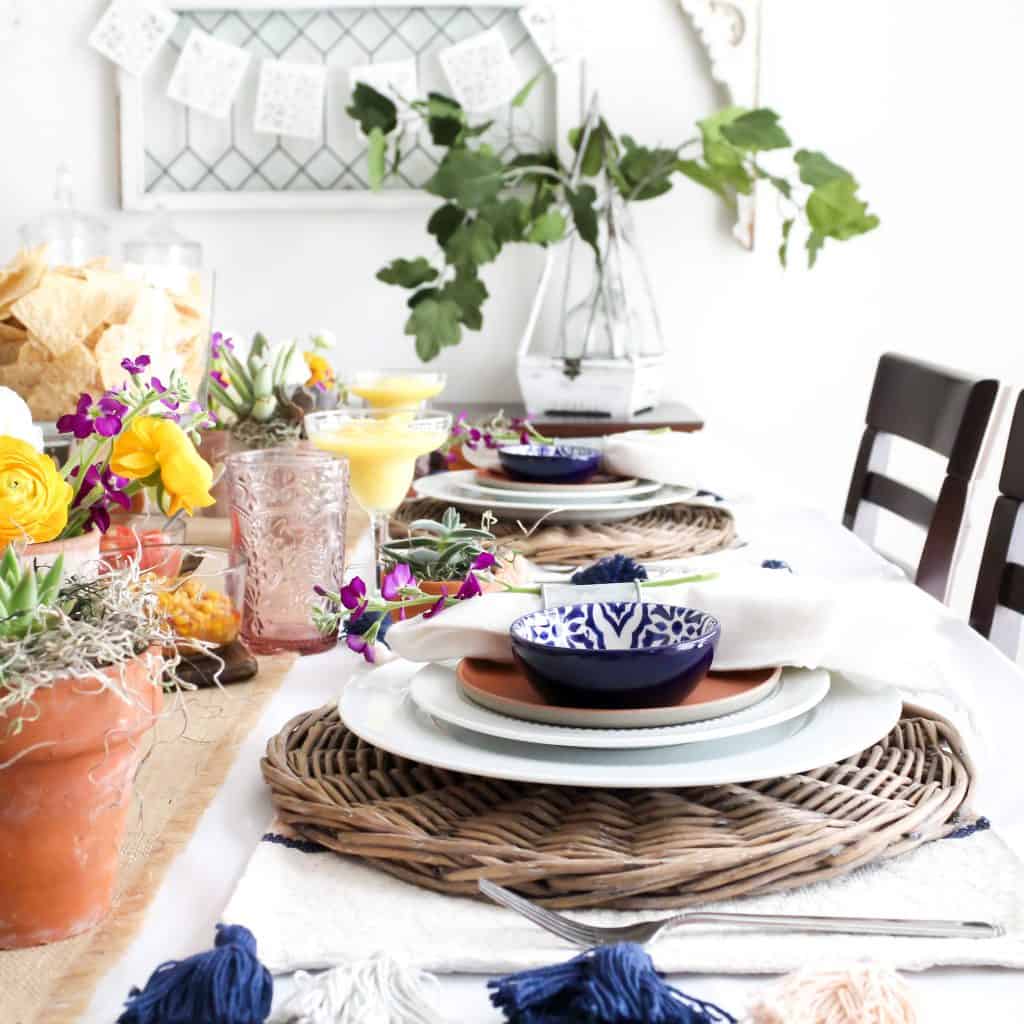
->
[84, 500, 1024, 1022]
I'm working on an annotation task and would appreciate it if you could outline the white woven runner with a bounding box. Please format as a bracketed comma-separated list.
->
[224, 826, 1024, 976]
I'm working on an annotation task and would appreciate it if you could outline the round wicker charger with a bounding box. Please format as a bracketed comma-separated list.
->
[392, 498, 736, 566]
[262, 703, 977, 910]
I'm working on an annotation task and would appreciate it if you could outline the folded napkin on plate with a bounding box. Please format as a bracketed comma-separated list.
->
[387, 567, 1004, 721]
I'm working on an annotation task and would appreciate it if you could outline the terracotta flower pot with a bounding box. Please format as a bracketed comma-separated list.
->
[0, 647, 163, 948]
[400, 573, 507, 620]
[21, 528, 100, 577]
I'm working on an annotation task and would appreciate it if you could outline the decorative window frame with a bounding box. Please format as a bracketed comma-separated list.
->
[117, 0, 585, 211]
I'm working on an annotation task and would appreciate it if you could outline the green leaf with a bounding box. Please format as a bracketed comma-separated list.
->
[462, 120, 494, 139]
[511, 70, 544, 108]
[754, 162, 793, 199]
[779, 217, 794, 268]
[444, 218, 500, 268]
[441, 269, 488, 330]
[675, 159, 735, 209]
[566, 184, 600, 262]
[377, 257, 439, 289]
[721, 109, 791, 151]
[367, 126, 387, 190]
[407, 287, 439, 308]
[506, 150, 560, 188]
[805, 176, 880, 241]
[479, 198, 528, 245]
[618, 137, 677, 200]
[807, 232, 825, 268]
[427, 203, 466, 248]
[794, 149, 852, 187]
[405, 297, 463, 362]
[426, 148, 505, 208]
[698, 106, 747, 169]
[346, 82, 397, 136]
[526, 209, 566, 244]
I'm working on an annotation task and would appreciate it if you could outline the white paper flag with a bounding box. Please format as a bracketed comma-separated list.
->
[520, 0, 578, 66]
[254, 60, 326, 139]
[438, 28, 519, 113]
[166, 29, 250, 118]
[350, 59, 418, 121]
[88, 0, 178, 76]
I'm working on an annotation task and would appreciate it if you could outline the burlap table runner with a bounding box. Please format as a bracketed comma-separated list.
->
[0, 507, 368, 1023]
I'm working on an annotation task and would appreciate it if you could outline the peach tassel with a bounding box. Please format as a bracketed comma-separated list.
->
[746, 963, 917, 1024]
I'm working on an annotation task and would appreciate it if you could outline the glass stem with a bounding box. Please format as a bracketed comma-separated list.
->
[370, 511, 390, 594]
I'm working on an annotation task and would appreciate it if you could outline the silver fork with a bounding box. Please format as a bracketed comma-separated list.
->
[478, 880, 1003, 947]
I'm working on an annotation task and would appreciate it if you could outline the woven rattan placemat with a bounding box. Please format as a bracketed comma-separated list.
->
[393, 498, 736, 565]
[263, 703, 976, 911]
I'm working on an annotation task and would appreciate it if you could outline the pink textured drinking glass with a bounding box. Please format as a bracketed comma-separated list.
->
[226, 448, 349, 655]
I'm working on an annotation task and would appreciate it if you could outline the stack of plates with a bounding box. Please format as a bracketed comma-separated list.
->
[413, 468, 696, 524]
[339, 659, 903, 788]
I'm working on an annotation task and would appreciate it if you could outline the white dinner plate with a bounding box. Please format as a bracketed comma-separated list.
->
[462, 478, 663, 505]
[410, 663, 829, 749]
[339, 670, 903, 787]
[413, 471, 695, 524]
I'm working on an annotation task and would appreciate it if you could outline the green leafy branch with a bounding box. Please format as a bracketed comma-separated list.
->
[347, 84, 879, 362]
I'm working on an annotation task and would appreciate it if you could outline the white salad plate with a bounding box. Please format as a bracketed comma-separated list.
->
[339, 668, 903, 788]
[462, 478, 664, 505]
[473, 471, 646, 496]
[413, 471, 695, 524]
[409, 663, 829, 749]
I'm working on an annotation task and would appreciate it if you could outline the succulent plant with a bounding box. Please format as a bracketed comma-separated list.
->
[382, 507, 498, 582]
[0, 547, 63, 639]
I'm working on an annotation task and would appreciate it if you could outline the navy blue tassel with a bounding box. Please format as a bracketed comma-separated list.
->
[488, 943, 736, 1024]
[118, 923, 272, 1024]
[346, 609, 392, 646]
[760, 559, 793, 572]
[572, 556, 649, 586]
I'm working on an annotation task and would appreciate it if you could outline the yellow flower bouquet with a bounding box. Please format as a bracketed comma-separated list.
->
[0, 353, 215, 545]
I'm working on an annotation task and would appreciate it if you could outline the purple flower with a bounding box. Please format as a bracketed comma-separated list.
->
[456, 572, 482, 600]
[472, 551, 496, 571]
[210, 370, 229, 389]
[465, 428, 482, 451]
[340, 576, 367, 618]
[151, 377, 166, 394]
[519, 432, 530, 445]
[211, 332, 234, 358]
[313, 584, 329, 598]
[423, 586, 449, 619]
[510, 416, 530, 429]
[346, 633, 376, 663]
[120, 354, 151, 376]
[74, 464, 131, 511]
[56, 393, 127, 439]
[381, 563, 414, 602]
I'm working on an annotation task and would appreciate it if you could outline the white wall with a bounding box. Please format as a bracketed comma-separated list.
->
[2, 0, 1023, 603]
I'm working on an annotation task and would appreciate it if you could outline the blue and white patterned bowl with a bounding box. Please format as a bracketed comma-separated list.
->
[509, 602, 720, 709]
[498, 444, 602, 483]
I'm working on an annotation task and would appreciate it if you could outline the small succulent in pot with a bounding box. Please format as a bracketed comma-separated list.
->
[0, 548, 64, 639]
[382, 506, 501, 583]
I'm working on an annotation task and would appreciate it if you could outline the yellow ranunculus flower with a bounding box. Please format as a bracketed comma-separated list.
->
[111, 417, 215, 517]
[304, 351, 335, 391]
[0, 436, 72, 543]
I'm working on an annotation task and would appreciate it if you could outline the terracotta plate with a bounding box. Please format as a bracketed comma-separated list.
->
[456, 658, 784, 729]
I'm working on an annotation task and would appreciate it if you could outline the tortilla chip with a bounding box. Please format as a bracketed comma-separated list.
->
[51, 344, 101, 396]
[84, 269, 141, 324]
[0, 321, 27, 345]
[81, 321, 108, 350]
[0, 339, 52, 397]
[0, 245, 48, 318]
[0, 341, 25, 366]
[94, 323, 148, 388]
[10, 274, 112, 357]
[26, 381, 81, 423]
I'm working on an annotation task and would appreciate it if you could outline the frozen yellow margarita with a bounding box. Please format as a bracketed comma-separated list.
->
[312, 414, 448, 513]
[347, 372, 446, 409]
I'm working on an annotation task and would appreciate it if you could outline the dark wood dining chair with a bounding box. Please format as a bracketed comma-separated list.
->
[843, 353, 998, 601]
[971, 391, 1024, 639]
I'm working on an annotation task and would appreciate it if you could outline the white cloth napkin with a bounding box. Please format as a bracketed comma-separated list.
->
[386, 567, 1007, 723]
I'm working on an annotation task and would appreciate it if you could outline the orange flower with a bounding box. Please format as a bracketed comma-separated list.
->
[304, 351, 335, 391]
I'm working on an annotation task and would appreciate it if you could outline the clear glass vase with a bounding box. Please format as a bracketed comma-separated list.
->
[560, 192, 665, 365]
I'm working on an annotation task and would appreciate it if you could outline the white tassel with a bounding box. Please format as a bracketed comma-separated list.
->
[272, 953, 449, 1024]
[746, 962, 917, 1024]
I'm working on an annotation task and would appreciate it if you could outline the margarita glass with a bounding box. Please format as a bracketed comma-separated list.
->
[346, 369, 447, 409]
[304, 406, 452, 591]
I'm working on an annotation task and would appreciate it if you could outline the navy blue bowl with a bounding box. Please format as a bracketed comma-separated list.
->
[509, 602, 720, 709]
[498, 444, 602, 484]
